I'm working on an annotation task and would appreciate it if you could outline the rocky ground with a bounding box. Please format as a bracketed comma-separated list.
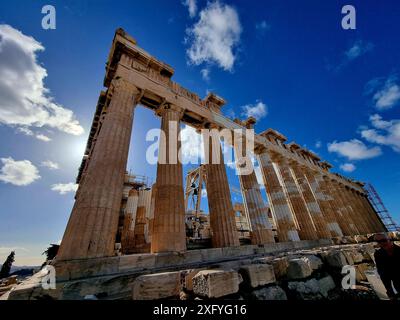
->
[148, 242, 381, 300]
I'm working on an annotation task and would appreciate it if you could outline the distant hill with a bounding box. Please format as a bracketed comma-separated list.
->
[0, 264, 40, 278]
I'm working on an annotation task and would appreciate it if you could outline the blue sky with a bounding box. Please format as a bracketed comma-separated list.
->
[0, 0, 399, 265]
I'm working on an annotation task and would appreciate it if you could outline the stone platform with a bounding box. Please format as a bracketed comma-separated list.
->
[3, 238, 384, 300]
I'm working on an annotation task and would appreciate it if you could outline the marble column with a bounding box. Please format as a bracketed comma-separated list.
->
[323, 176, 353, 236]
[151, 104, 186, 253]
[331, 180, 359, 235]
[358, 193, 385, 233]
[57, 79, 139, 260]
[121, 189, 139, 254]
[313, 173, 343, 237]
[290, 162, 331, 239]
[354, 191, 378, 233]
[275, 156, 317, 240]
[340, 185, 369, 235]
[133, 189, 152, 253]
[349, 189, 375, 234]
[256, 149, 299, 242]
[203, 128, 240, 248]
[235, 155, 275, 244]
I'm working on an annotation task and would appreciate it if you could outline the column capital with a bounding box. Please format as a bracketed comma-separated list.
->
[288, 158, 302, 167]
[269, 151, 285, 163]
[110, 77, 141, 96]
[201, 122, 221, 130]
[254, 144, 267, 155]
[155, 103, 184, 118]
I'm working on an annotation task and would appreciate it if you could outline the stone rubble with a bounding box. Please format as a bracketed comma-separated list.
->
[4, 240, 391, 300]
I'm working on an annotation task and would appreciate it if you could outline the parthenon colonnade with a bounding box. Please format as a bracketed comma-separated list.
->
[56, 28, 386, 262]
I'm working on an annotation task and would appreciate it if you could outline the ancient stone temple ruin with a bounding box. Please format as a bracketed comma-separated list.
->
[59, 28, 385, 261]
[5, 28, 397, 301]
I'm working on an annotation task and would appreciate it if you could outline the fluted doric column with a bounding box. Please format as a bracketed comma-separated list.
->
[235, 154, 275, 244]
[326, 179, 351, 236]
[347, 188, 371, 234]
[340, 185, 369, 235]
[357, 192, 386, 233]
[275, 156, 317, 240]
[322, 176, 354, 236]
[134, 189, 152, 252]
[256, 149, 299, 242]
[290, 162, 331, 239]
[121, 189, 139, 254]
[348, 189, 374, 234]
[203, 128, 240, 248]
[335, 183, 361, 235]
[151, 104, 186, 253]
[57, 79, 139, 260]
[330, 180, 359, 236]
[313, 173, 343, 237]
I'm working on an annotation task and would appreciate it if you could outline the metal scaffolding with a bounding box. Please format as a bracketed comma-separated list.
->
[364, 183, 400, 232]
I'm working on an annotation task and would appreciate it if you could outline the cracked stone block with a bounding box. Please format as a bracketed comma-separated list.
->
[192, 270, 242, 298]
[343, 248, 364, 265]
[239, 264, 276, 288]
[132, 271, 181, 300]
[287, 258, 312, 280]
[304, 255, 323, 271]
[321, 250, 348, 268]
[271, 257, 289, 279]
[182, 269, 205, 292]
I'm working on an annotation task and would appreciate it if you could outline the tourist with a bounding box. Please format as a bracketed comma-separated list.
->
[374, 233, 400, 300]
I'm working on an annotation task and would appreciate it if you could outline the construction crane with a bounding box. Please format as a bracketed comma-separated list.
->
[364, 183, 400, 232]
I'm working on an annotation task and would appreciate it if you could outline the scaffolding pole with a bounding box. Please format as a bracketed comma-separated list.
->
[364, 183, 400, 232]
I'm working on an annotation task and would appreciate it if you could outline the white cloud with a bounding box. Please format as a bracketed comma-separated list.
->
[35, 134, 51, 142]
[201, 188, 207, 198]
[340, 163, 356, 172]
[16, 127, 51, 142]
[315, 140, 322, 149]
[41, 160, 59, 170]
[17, 127, 34, 136]
[345, 40, 373, 60]
[241, 100, 268, 120]
[201, 68, 210, 81]
[361, 114, 400, 153]
[0, 157, 41, 186]
[186, 1, 242, 71]
[327, 39, 373, 72]
[183, 0, 197, 18]
[180, 125, 204, 164]
[365, 75, 400, 110]
[373, 82, 400, 110]
[0, 24, 84, 137]
[51, 182, 78, 195]
[327, 139, 382, 160]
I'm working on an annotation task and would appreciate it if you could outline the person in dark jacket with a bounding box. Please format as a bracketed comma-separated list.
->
[374, 233, 400, 300]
